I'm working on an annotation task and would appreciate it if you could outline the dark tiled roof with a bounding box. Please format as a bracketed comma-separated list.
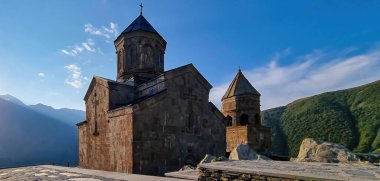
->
[222, 69, 261, 100]
[122, 15, 159, 34]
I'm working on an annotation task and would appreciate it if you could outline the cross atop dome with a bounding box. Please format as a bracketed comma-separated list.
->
[139, 3, 143, 15]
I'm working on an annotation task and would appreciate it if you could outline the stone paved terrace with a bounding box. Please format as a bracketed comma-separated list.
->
[198, 160, 380, 181]
[0, 165, 189, 181]
[165, 170, 199, 180]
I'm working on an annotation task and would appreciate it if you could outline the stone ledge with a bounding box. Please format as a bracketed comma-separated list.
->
[165, 170, 199, 180]
[0, 165, 190, 181]
[198, 160, 380, 181]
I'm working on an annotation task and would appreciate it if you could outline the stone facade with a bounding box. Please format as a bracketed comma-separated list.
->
[222, 70, 271, 153]
[77, 14, 226, 176]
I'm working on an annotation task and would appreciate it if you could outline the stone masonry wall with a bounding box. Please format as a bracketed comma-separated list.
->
[107, 107, 134, 173]
[248, 126, 271, 153]
[198, 167, 296, 181]
[226, 126, 248, 152]
[132, 70, 226, 176]
[78, 79, 134, 173]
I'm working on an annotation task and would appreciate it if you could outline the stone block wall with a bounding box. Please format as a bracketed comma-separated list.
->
[132, 70, 226, 175]
[107, 107, 134, 173]
[78, 79, 134, 173]
[248, 126, 271, 153]
[198, 167, 296, 181]
[226, 126, 248, 152]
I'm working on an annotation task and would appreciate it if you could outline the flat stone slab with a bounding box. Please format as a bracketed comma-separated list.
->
[165, 170, 199, 180]
[0, 165, 189, 181]
[199, 160, 380, 181]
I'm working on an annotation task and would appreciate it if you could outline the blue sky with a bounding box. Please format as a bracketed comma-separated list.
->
[0, 0, 380, 110]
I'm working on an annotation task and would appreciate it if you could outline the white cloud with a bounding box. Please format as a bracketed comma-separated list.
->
[75, 45, 84, 53]
[64, 64, 86, 88]
[38, 73, 45, 77]
[61, 39, 96, 56]
[61, 49, 76, 56]
[84, 22, 118, 39]
[82, 39, 95, 52]
[210, 46, 380, 110]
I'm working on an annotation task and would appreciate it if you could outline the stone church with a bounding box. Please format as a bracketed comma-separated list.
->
[221, 69, 271, 154]
[76, 13, 226, 175]
[76, 11, 270, 176]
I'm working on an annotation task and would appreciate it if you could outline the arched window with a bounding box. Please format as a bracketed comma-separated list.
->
[117, 51, 122, 72]
[141, 45, 153, 68]
[240, 114, 249, 126]
[92, 92, 99, 136]
[129, 46, 136, 66]
[254, 114, 261, 125]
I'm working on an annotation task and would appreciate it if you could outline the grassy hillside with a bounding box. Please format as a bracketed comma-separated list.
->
[262, 80, 380, 157]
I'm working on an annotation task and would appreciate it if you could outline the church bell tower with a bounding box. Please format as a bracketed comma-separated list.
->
[114, 7, 167, 84]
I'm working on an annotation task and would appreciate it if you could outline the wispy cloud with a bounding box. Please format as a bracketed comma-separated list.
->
[61, 39, 96, 57]
[210, 46, 380, 110]
[64, 64, 88, 88]
[84, 22, 118, 39]
[37, 73, 45, 77]
[81, 39, 95, 52]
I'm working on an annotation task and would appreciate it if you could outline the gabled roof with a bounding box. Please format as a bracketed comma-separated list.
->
[121, 15, 160, 35]
[83, 76, 134, 101]
[163, 63, 213, 91]
[222, 69, 261, 100]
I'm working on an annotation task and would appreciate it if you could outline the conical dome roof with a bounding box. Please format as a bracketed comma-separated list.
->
[222, 69, 261, 100]
[122, 15, 158, 34]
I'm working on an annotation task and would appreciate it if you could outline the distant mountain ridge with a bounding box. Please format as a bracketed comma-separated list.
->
[29, 103, 85, 126]
[0, 94, 26, 106]
[0, 95, 84, 168]
[262, 80, 380, 157]
[0, 94, 84, 126]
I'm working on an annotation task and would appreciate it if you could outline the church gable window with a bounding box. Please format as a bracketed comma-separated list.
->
[92, 92, 99, 136]
[186, 113, 194, 133]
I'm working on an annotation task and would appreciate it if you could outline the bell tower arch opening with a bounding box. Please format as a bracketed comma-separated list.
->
[226, 115, 232, 126]
[240, 114, 249, 126]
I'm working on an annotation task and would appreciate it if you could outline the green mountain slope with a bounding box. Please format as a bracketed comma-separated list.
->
[262, 80, 380, 157]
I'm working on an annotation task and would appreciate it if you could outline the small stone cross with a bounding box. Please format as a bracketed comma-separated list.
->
[140, 3, 143, 15]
